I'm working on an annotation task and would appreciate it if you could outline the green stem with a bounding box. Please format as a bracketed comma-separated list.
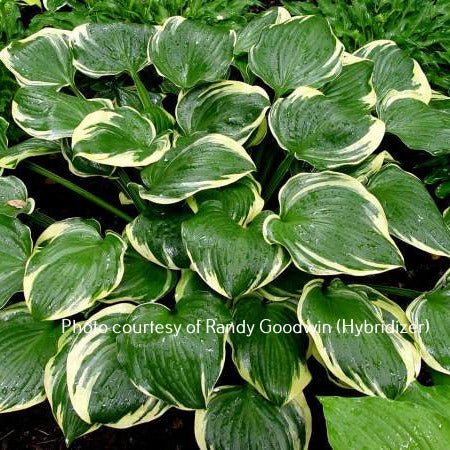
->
[24, 162, 133, 222]
[366, 284, 423, 299]
[23, 210, 56, 228]
[264, 154, 295, 201]
[116, 168, 147, 213]
[130, 71, 151, 110]
[69, 82, 85, 99]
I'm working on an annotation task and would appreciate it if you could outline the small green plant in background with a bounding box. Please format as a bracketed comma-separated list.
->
[0, 6, 449, 449]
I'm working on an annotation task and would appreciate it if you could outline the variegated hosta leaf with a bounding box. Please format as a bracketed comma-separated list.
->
[126, 211, 192, 270]
[378, 92, 450, 156]
[67, 304, 168, 426]
[430, 92, 450, 114]
[149, 17, 235, 89]
[299, 279, 420, 398]
[340, 150, 394, 184]
[0, 216, 32, 309]
[176, 81, 270, 144]
[62, 143, 116, 178]
[13, 86, 112, 140]
[182, 204, 289, 299]
[230, 295, 310, 405]
[71, 23, 155, 77]
[367, 164, 450, 256]
[249, 16, 343, 97]
[187, 175, 264, 227]
[0, 28, 74, 88]
[0, 175, 35, 217]
[0, 138, 60, 169]
[269, 87, 385, 169]
[24, 218, 126, 320]
[234, 7, 290, 55]
[137, 133, 255, 204]
[72, 106, 170, 167]
[407, 269, 450, 374]
[143, 104, 175, 134]
[195, 385, 311, 450]
[321, 385, 450, 450]
[174, 270, 221, 302]
[322, 53, 376, 112]
[263, 172, 403, 276]
[257, 266, 314, 302]
[104, 247, 176, 304]
[44, 327, 99, 445]
[354, 40, 431, 104]
[0, 303, 61, 413]
[117, 294, 231, 409]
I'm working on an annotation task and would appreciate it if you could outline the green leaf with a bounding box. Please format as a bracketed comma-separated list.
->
[299, 279, 420, 398]
[0, 118, 7, 156]
[104, 247, 176, 304]
[234, 7, 290, 55]
[72, 106, 171, 167]
[149, 16, 235, 89]
[24, 218, 126, 320]
[0, 175, 35, 217]
[117, 294, 231, 409]
[263, 172, 403, 276]
[320, 393, 450, 450]
[126, 210, 192, 270]
[174, 269, 220, 302]
[71, 23, 155, 77]
[367, 164, 450, 256]
[176, 81, 270, 144]
[13, 86, 112, 140]
[398, 382, 450, 416]
[378, 92, 450, 156]
[354, 40, 431, 104]
[230, 295, 310, 405]
[137, 133, 255, 204]
[0, 138, 60, 169]
[195, 385, 311, 450]
[67, 304, 167, 426]
[269, 86, 385, 169]
[0, 216, 32, 309]
[322, 53, 376, 112]
[44, 327, 99, 446]
[0, 28, 74, 89]
[407, 269, 450, 375]
[187, 175, 264, 227]
[0, 303, 61, 412]
[249, 16, 343, 97]
[182, 204, 289, 299]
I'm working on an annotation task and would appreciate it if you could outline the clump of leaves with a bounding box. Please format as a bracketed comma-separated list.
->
[0, 8, 450, 449]
[283, 0, 450, 94]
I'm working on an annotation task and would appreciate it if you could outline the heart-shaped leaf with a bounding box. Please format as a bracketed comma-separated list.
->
[72, 106, 171, 167]
[367, 164, 450, 256]
[0, 175, 34, 217]
[263, 171, 403, 275]
[67, 304, 168, 426]
[182, 203, 289, 298]
[0, 303, 61, 412]
[71, 23, 155, 77]
[0, 28, 74, 88]
[126, 210, 192, 270]
[176, 81, 270, 144]
[0, 138, 60, 169]
[195, 385, 311, 450]
[0, 216, 32, 309]
[354, 40, 431, 104]
[230, 295, 310, 405]
[104, 246, 176, 304]
[117, 293, 231, 409]
[13, 86, 112, 140]
[407, 269, 450, 374]
[299, 279, 420, 398]
[24, 218, 126, 320]
[269, 86, 385, 169]
[137, 133, 255, 204]
[249, 16, 343, 97]
[149, 17, 235, 89]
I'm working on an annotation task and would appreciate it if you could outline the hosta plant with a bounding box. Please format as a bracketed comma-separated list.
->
[0, 7, 450, 449]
